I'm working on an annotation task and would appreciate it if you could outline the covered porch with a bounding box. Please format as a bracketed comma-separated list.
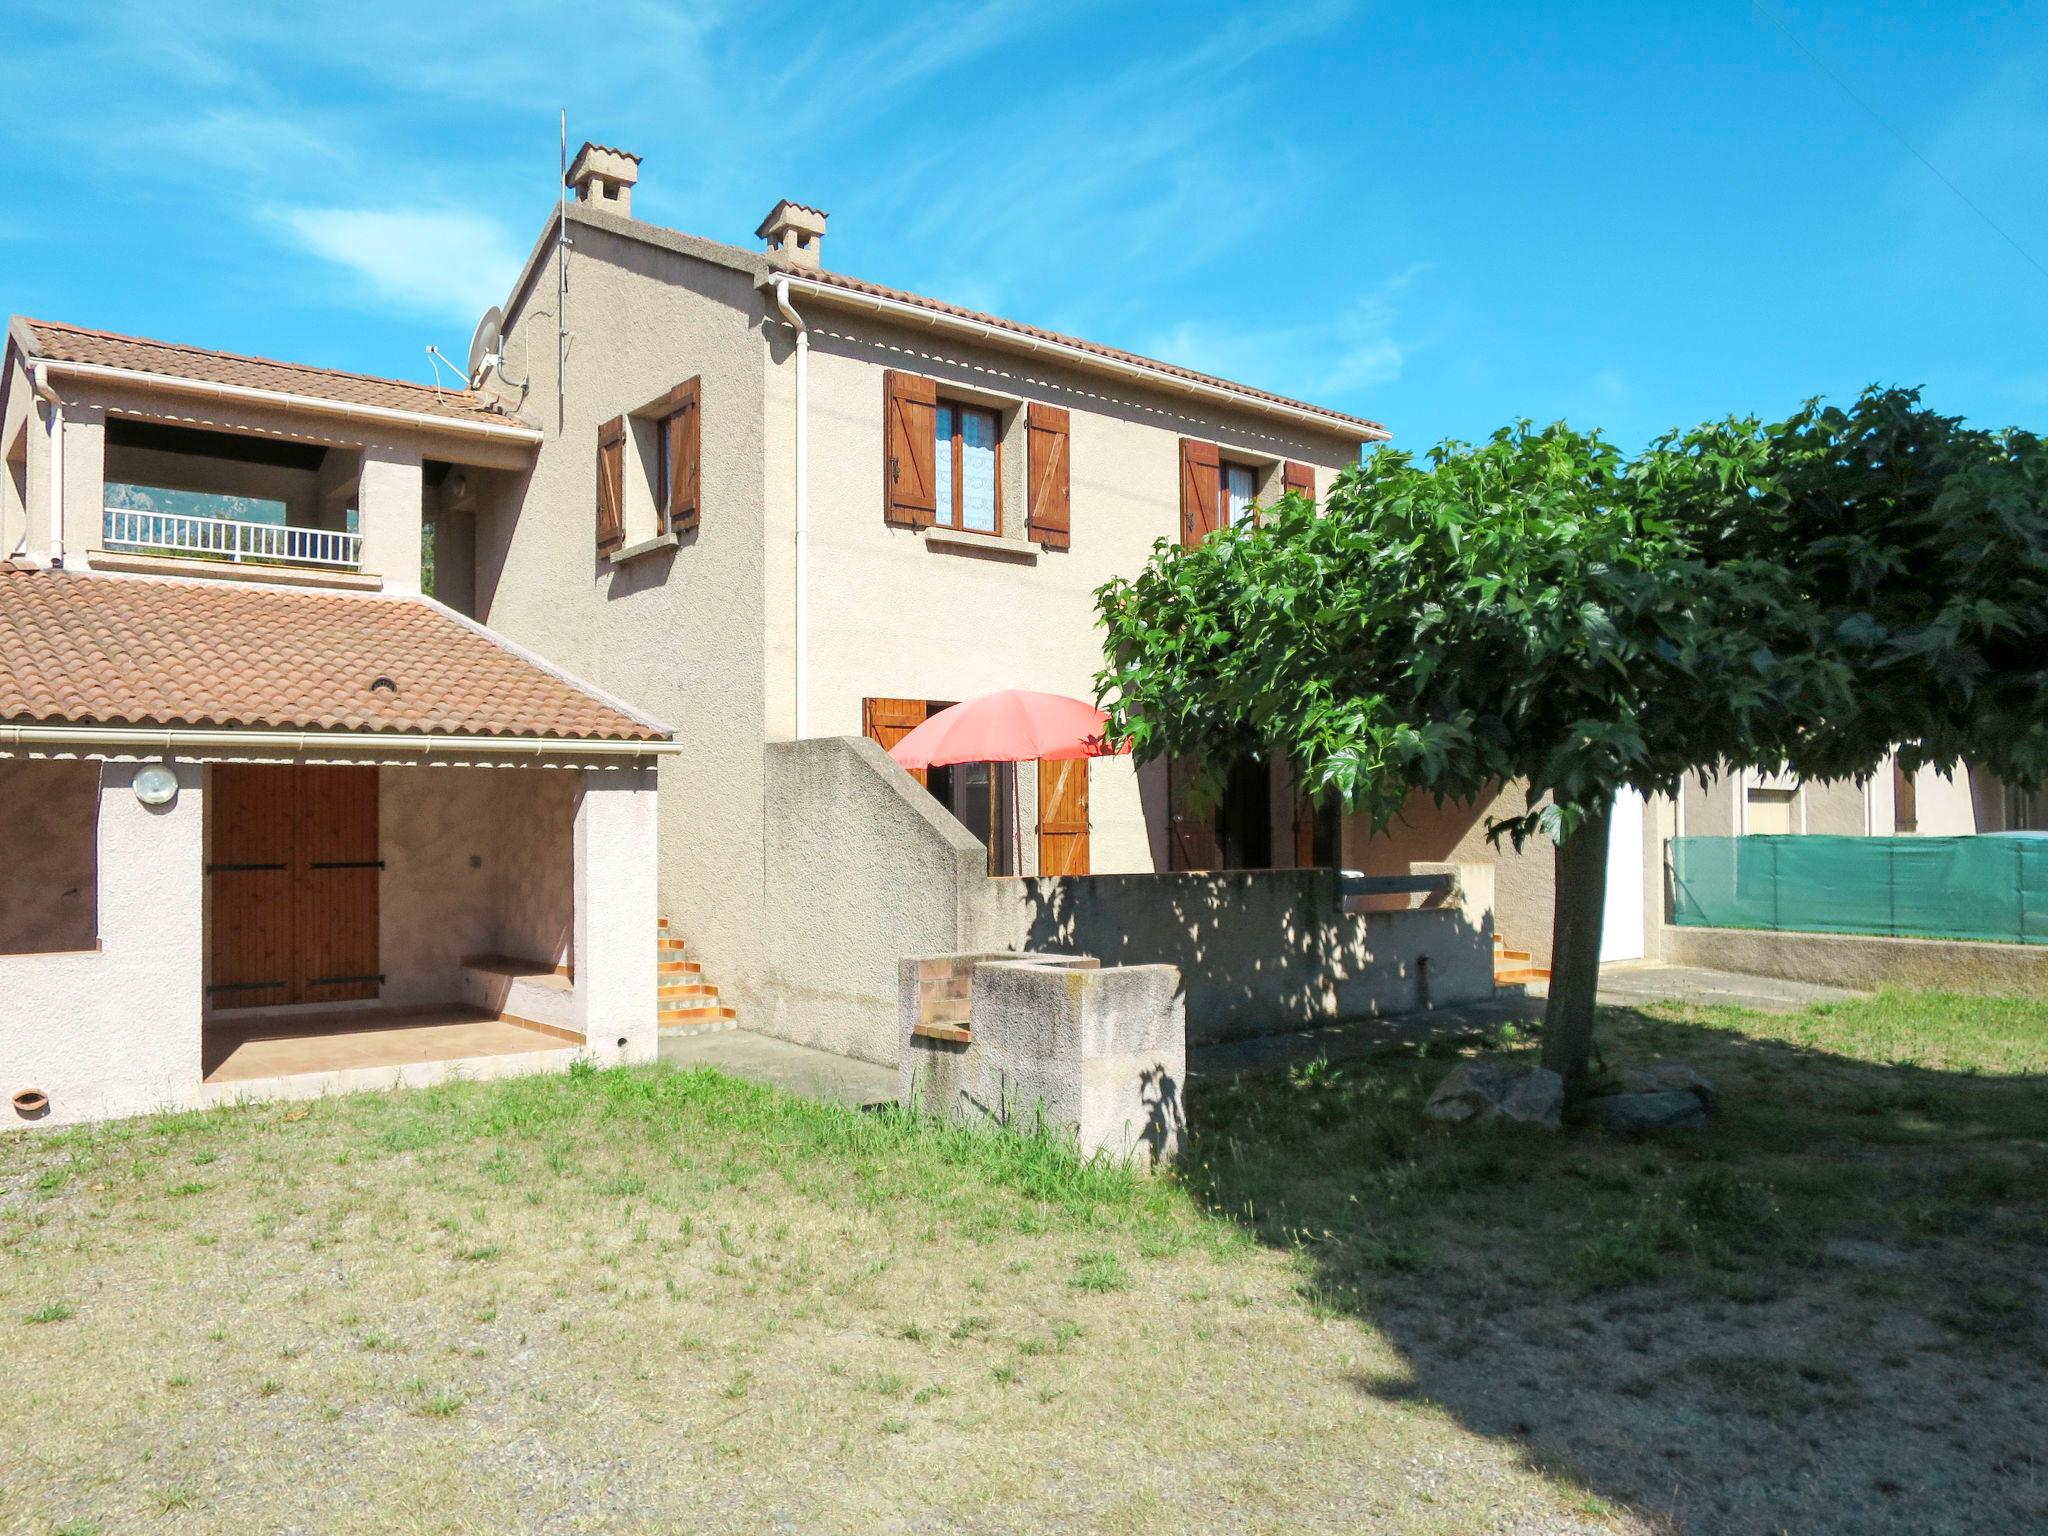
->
[202, 1002, 575, 1084]
[0, 559, 673, 1129]
[197, 758, 612, 1077]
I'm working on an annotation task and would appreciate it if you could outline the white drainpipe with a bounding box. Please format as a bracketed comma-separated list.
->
[772, 276, 810, 737]
[28, 363, 63, 566]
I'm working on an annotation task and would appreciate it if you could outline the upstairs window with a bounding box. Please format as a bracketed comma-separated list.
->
[933, 400, 1000, 534]
[1223, 461, 1259, 528]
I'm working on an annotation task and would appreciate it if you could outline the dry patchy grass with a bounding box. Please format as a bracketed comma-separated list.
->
[2, 990, 2044, 1534]
[2, 1061, 1597, 1535]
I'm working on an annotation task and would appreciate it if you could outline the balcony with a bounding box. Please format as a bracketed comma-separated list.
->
[103, 504, 363, 570]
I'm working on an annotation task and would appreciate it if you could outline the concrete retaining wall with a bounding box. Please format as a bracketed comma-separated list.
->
[966, 867, 1494, 1048]
[900, 951, 1186, 1164]
[1664, 924, 2048, 994]
[755, 736, 1498, 1067]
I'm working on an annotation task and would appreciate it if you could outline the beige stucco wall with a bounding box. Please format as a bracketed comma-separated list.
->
[1913, 762, 1986, 835]
[774, 307, 1359, 879]
[573, 765, 661, 1061]
[475, 213, 772, 1020]
[1345, 783, 1558, 962]
[0, 761, 205, 1130]
[756, 735, 1492, 1067]
[2, 347, 34, 558]
[0, 759, 100, 954]
[379, 766, 576, 1006]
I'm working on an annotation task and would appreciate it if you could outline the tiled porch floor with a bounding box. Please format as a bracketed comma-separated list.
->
[202, 1004, 575, 1083]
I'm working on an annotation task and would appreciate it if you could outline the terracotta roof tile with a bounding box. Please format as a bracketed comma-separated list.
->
[782, 265, 1390, 438]
[0, 566, 667, 743]
[19, 319, 521, 428]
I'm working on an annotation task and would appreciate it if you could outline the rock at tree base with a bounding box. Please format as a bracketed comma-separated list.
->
[1582, 1057, 1721, 1132]
[1618, 1059, 1721, 1113]
[1586, 1089, 1709, 1132]
[1425, 1060, 1563, 1132]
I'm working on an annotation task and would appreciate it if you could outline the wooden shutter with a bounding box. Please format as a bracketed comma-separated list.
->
[596, 414, 626, 554]
[206, 764, 298, 1010]
[665, 379, 701, 535]
[295, 766, 381, 1003]
[1037, 757, 1091, 876]
[1283, 461, 1315, 502]
[1166, 756, 1223, 872]
[1178, 438, 1221, 549]
[863, 696, 931, 787]
[883, 371, 938, 528]
[1025, 403, 1071, 550]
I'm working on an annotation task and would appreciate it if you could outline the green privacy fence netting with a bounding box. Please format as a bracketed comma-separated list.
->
[1670, 835, 2048, 946]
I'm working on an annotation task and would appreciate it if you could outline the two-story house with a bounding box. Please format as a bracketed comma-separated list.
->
[0, 318, 674, 1128]
[445, 146, 1489, 1066]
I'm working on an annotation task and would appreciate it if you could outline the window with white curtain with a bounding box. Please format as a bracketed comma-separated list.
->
[934, 400, 1000, 534]
[1223, 461, 1259, 527]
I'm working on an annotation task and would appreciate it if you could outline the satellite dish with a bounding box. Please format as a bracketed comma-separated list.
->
[466, 305, 504, 386]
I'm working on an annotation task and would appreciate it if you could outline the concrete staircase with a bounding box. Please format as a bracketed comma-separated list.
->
[657, 919, 738, 1036]
[1493, 932, 1551, 988]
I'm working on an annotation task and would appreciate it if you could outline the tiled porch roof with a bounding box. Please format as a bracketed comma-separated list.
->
[0, 564, 669, 743]
[15, 317, 520, 428]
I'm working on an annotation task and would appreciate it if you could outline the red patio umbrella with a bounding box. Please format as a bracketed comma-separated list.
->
[886, 688, 1128, 771]
[887, 690, 1128, 874]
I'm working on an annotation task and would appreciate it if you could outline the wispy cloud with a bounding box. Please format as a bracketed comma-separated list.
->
[273, 207, 524, 322]
[1883, 56, 2048, 291]
[1137, 267, 1424, 405]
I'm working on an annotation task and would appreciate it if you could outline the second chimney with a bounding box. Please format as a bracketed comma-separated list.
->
[567, 142, 640, 217]
[756, 200, 828, 269]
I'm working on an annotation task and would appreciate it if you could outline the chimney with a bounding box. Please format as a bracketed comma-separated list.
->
[566, 142, 641, 218]
[756, 200, 828, 269]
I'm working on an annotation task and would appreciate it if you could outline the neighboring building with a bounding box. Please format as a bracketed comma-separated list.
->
[0, 320, 675, 1128]
[1680, 759, 2030, 840]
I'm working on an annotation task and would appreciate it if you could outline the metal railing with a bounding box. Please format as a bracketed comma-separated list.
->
[103, 505, 362, 569]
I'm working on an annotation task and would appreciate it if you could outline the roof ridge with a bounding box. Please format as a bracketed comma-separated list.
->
[554, 204, 1384, 436]
[23, 317, 485, 407]
[782, 268, 1389, 436]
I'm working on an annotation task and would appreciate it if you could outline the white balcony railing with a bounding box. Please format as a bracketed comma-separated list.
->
[103, 506, 362, 569]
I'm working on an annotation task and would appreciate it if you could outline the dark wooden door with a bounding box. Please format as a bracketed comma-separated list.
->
[1037, 758, 1091, 876]
[1167, 756, 1223, 872]
[208, 764, 380, 1010]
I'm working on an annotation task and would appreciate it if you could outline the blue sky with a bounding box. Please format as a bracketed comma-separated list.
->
[2, 1, 2044, 451]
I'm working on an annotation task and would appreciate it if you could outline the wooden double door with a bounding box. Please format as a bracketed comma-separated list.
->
[207, 764, 381, 1010]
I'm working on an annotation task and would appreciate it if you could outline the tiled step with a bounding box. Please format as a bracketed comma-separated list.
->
[659, 1005, 738, 1029]
[1497, 948, 1532, 965]
[1495, 965, 1550, 984]
[654, 918, 736, 1031]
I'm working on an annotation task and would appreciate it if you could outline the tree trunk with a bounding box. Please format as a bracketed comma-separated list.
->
[1541, 792, 1613, 1091]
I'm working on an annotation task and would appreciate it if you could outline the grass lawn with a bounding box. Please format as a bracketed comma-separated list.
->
[3, 990, 2044, 1534]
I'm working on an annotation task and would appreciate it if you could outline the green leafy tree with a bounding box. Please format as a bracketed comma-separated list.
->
[1096, 394, 2044, 1090]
